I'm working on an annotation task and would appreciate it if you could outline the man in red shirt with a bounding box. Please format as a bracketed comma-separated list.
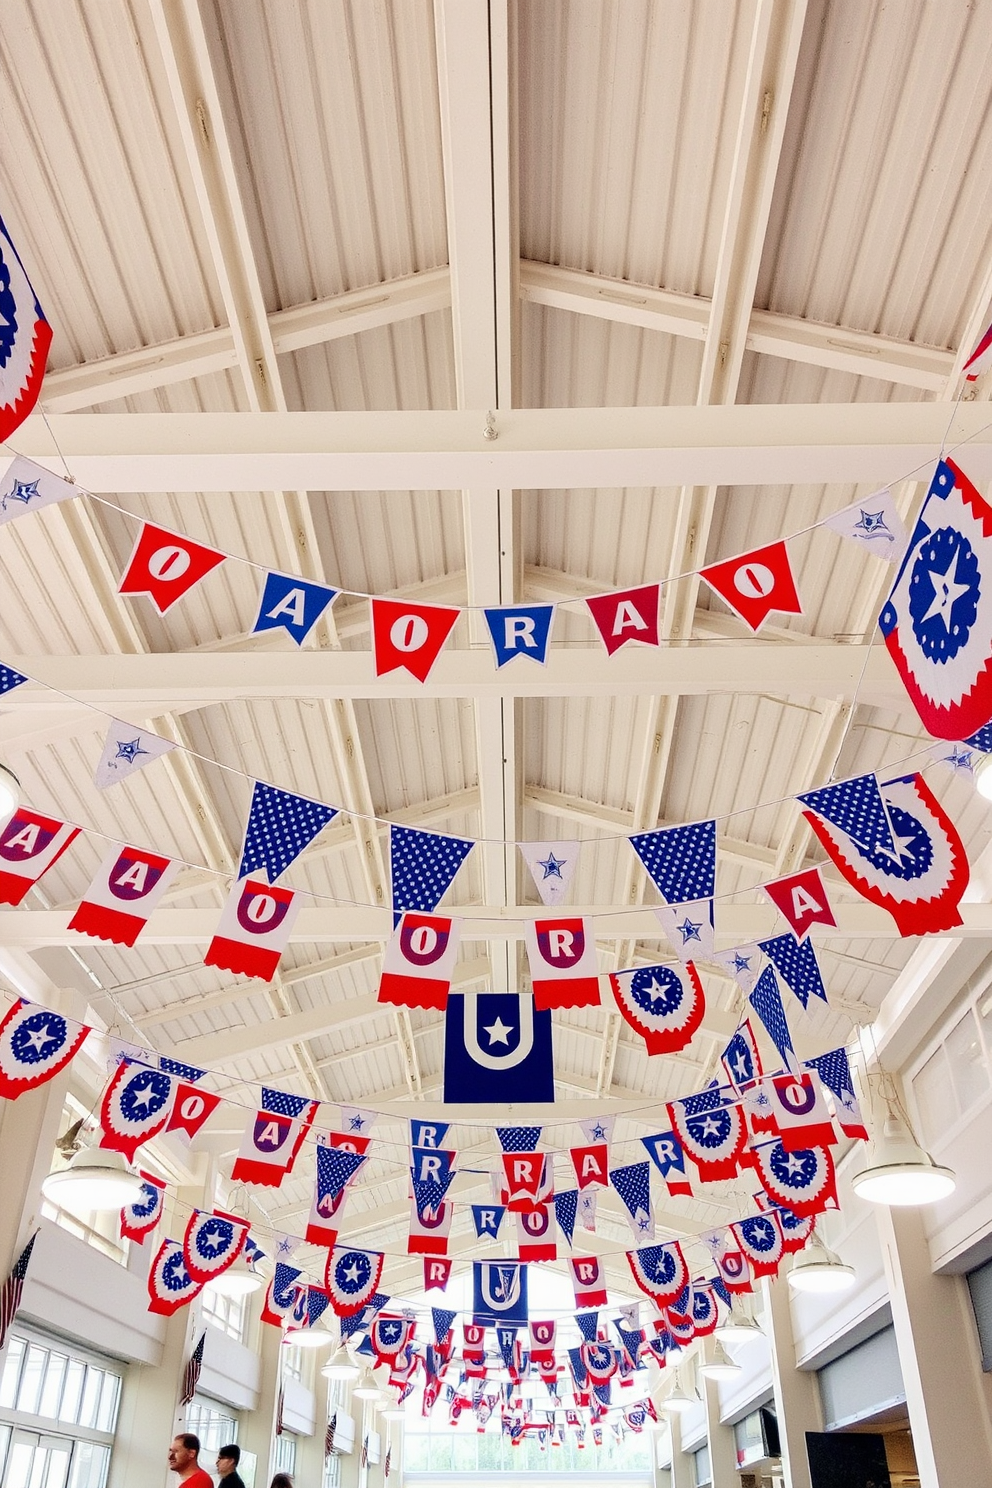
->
[168, 1433, 213, 1488]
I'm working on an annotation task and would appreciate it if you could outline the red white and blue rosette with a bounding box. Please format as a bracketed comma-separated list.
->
[751, 1138, 837, 1218]
[324, 1245, 385, 1317]
[182, 1209, 248, 1284]
[729, 1214, 784, 1279]
[100, 1060, 175, 1162]
[690, 1284, 719, 1337]
[147, 1237, 201, 1315]
[776, 1206, 816, 1253]
[0, 999, 89, 1100]
[625, 1241, 688, 1307]
[667, 1093, 747, 1181]
[579, 1342, 618, 1383]
[120, 1171, 166, 1242]
[371, 1316, 413, 1360]
[802, 773, 968, 938]
[0, 215, 53, 443]
[608, 961, 705, 1055]
[664, 1306, 696, 1346]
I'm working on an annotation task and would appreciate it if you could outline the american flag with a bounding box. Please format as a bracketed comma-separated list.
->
[275, 1386, 284, 1436]
[0, 1232, 38, 1353]
[360, 1435, 368, 1469]
[179, 1331, 205, 1407]
[325, 1411, 337, 1457]
[384, 1446, 391, 1478]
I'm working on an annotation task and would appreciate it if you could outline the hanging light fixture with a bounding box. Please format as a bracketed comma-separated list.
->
[974, 754, 992, 801]
[698, 1341, 742, 1380]
[787, 1230, 856, 1293]
[42, 1144, 146, 1211]
[205, 1254, 263, 1298]
[0, 763, 20, 821]
[714, 1303, 763, 1346]
[353, 1365, 381, 1400]
[283, 1323, 334, 1350]
[322, 1344, 360, 1381]
[852, 1088, 955, 1206]
[661, 1366, 699, 1412]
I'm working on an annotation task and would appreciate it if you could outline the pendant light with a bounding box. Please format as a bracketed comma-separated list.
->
[353, 1365, 381, 1400]
[42, 1144, 146, 1210]
[662, 1366, 699, 1412]
[698, 1340, 742, 1380]
[283, 1324, 333, 1350]
[787, 1230, 856, 1293]
[205, 1254, 263, 1298]
[322, 1344, 360, 1381]
[714, 1303, 763, 1346]
[852, 1091, 955, 1206]
[0, 764, 19, 820]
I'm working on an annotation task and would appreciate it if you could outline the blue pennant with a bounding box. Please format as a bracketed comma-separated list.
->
[554, 1189, 578, 1246]
[239, 781, 338, 882]
[497, 1126, 543, 1152]
[574, 1311, 599, 1342]
[432, 1308, 457, 1345]
[262, 1087, 311, 1119]
[158, 1056, 206, 1082]
[390, 824, 473, 925]
[609, 1161, 652, 1233]
[757, 932, 827, 1008]
[483, 605, 554, 668]
[628, 820, 716, 903]
[798, 773, 896, 857]
[252, 571, 337, 646]
[748, 966, 797, 1072]
[472, 1204, 505, 1239]
[0, 664, 27, 696]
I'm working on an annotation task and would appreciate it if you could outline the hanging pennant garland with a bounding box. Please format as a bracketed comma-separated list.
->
[625, 1243, 688, 1308]
[147, 1237, 202, 1315]
[667, 1091, 748, 1182]
[120, 1171, 166, 1243]
[689, 1284, 719, 1338]
[729, 1214, 784, 1280]
[0, 998, 89, 1100]
[608, 961, 705, 1055]
[182, 1209, 248, 1285]
[751, 1139, 838, 1217]
[324, 1246, 386, 1317]
[99, 1060, 175, 1163]
[802, 772, 968, 937]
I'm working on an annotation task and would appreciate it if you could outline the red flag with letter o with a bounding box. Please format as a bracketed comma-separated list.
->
[701, 541, 802, 632]
[118, 522, 226, 613]
[371, 598, 459, 682]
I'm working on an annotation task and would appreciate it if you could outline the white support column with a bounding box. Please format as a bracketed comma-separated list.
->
[702, 1376, 738, 1487]
[668, 1413, 694, 1488]
[876, 1204, 992, 1487]
[763, 1278, 821, 1488]
[235, 1314, 283, 1487]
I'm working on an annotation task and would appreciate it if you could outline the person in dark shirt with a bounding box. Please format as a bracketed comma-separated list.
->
[216, 1444, 246, 1488]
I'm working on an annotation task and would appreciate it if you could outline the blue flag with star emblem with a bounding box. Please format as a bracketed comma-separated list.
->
[798, 774, 895, 858]
[473, 1260, 528, 1326]
[757, 932, 827, 1008]
[628, 821, 716, 904]
[390, 825, 473, 926]
[443, 994, 554, 1103]
[239, 781, 338, 882]
[749, 966, 799, 1073]
[252, 570, 337, 646]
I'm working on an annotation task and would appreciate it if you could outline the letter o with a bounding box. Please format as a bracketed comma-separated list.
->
[733, 562, 774, 599]
[148, 544, 192, 582]
[390, 614, 429, 652]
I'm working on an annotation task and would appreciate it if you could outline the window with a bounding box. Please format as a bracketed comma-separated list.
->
[0, 1331, 122, 1488]
[184, 1400, 238, 1455]
[272, 1433, 296, 1477]
[201, 1289, 247, 1342]
[913, 1004, 992, 1146]
[322, 1451, 341, 1488]
[692, 1442, 712, 1486]
[281, 1346, 305, 1384]
[402, 1423, 652, 1475]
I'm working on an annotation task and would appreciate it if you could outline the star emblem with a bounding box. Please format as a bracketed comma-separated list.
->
[537, 852, 566, 880]
[676, 916, 702, 944]
[113, 737, 149, 766]
[732, 952, 751, 973]
[781, 1153, 806, 1177]
[483, 1016, 513, 1045]
[342, 1261, 361, 1283]
[22, 1022, 55, 1055]
[696, 1115, 721, 1138]
[348, 1115, 366, 1131]
[732, 1052, 750, 1079]
[589, 1122, 607, 1141]
[853, 507, 892, 539]
[920, 547, 973, 630]
[944, 747, 974, 772]
[3, 479, 40, 509]
[874, 826, 918, 866]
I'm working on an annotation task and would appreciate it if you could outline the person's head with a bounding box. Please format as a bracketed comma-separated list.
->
[217, 1444, 241, 1476]
[168, 1436, 201, 1476]
[270, 1475, 293, 1488]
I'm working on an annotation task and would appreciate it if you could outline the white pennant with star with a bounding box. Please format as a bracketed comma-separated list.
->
[518, 841, 580, 906]
[94, 720, 177, 790]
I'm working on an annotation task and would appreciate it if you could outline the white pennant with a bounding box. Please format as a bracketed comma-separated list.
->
[519, 841, 580, 906]
[711, 944, 763, 993]
[654, 900, 715, 962]
[95, 720, 176, 790]
[339, 1105, 378, 1137]
[823, 487, 908, 561]
[578, 1115, 614, 1146]
[0, 456, 81, 526]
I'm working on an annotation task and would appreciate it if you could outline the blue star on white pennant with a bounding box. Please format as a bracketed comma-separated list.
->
[519, 840, 580, 907]
[239, 780, 338, 882]
[824, 487, 908, 560]
[95, 720, 176, 790]
[0, 457, 80, 527]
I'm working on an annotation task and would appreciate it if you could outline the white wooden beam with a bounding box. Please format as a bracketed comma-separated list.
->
[15, 400, 991, 491]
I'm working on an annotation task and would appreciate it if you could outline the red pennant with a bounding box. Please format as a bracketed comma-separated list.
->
[585, 585, 660, 655]
[328, 1130, 371, 1156]
[502, 1152, 545, 1207]
[424, 1256, 452, 1291]
[119, 522, 226, 614]
[166, 1083, 222, 1141]
[570, 1144, 609, 1190]
[700, 541, 802, 632]
[371, 598, 459, 682]
[763, 867, 836, 940]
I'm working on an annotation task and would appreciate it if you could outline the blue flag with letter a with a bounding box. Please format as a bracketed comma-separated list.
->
[253, 571, 337, 645]
[443, 993, 554, 1103]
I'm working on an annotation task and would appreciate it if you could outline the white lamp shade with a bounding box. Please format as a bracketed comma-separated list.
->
[714, 1306, 763, 1345]
[204, 1256, 263, 1297]
[852, 1112, 955, 1206]
[788, 1234, 856, 1293]
[321, 1345, 359, 1381]
[698, 1341, 742, 1379]
[282, 1326, 333, 1350]
[353, 1366, 381, 1400]
[662, 1367, 698, 1411]
[0, 764, 19, 821]
[41, 1146, 146, 1211]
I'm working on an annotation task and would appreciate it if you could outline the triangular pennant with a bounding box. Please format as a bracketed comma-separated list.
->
[628, 821, 716, 904]
[963, 318, 992, 381]
[94, 721, 176, 789]
[390, 825, 473, 919]
[824, 489, 908, 560]
[749, 965, 799, 1073]
[0, 216, 52, 442]
[372, 598, 459, 682]
[239, 781, 338, 881]
[118, 522, 226, 613]
[721, 1021, 763, 1090]
[654, 899, 715, 961]
[609, 1162, 653, 1239]
[711, 944, 762, 993]
[700, 540, 802, 633]
[484, 605, 554, 667]
[804, 1047, 869, 1140]
[0, 456, 79, 526]
[252, 571, 337, 645]
[579, 1115, 613, 1145]
[798, 773, 896, 857]
[757, 932, 827, 1008]
[763, 867, 836, 940]
[519, 841, 580, 906]
[554, 1189, 578, 1246]
[585, 585, 660, 655]
[0, 663, 28, 695]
